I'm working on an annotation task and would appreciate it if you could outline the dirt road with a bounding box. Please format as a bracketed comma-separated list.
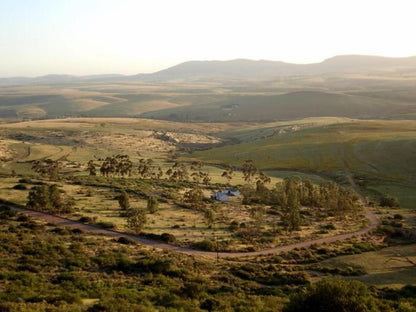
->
[9, 205, 379, 259]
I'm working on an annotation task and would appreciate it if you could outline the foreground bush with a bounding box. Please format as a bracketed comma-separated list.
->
[284, 278, 384, 312]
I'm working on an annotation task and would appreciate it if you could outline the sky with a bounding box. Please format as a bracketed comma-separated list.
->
[0, 0, 415, 77]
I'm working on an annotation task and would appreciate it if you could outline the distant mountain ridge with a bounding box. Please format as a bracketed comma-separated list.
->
[150, 55, 416, 80]
[1, 55, 416, 85]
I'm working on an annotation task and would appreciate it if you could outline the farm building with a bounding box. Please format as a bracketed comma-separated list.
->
[211, 188, 240, 202]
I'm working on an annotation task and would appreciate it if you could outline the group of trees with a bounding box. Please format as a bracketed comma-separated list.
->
[115, 191, 159, 234]
[27, 184, 74, 214]
[98, 154, 133, 177]
[32, 159, 60, 180]
[244, 176, 361, 214]
[240, 176, 361, 232]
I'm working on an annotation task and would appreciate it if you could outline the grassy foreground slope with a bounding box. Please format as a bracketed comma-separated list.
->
[187, 118, 416, 208]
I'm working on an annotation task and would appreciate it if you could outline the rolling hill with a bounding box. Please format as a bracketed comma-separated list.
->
[147, 55, 416, 80]
[1, 54, 416, 120]
[1, 55, 416, 86]
[140, 90, 416, 122]
[184, 118, 416, 208]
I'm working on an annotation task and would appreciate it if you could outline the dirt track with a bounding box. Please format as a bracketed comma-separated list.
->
[10, 205, 379, 259]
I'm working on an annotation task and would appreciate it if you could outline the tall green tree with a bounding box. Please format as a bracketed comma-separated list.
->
[204, 208, 216, 228]
[27, 184, 74, 214]
[221, 165, 234, 185]
[242, 160, 257, 183]
[147, 196, 159, 214]
[117, 191, 130, 210]
[281, 180, 301, 232]
[126, 208, 146, 234]
[87, 160, 97, 176]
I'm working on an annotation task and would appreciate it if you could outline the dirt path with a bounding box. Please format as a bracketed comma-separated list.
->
[9, 205, 379, 259]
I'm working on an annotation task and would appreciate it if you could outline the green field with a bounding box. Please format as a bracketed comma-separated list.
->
[187, 118, 416, 208]
[322, 244, 416, 288]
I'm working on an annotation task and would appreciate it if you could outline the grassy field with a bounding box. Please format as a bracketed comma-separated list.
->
[188, 118, 416, 208]
[140, 91, 416, 122]
[322, 244, 416, 288]
[0, 117, 371, 251]
[2, 72, 416, 121]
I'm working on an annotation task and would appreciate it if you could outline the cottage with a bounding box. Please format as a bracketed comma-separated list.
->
[211, 188, 240, 202]
[211, 191, 228, 202]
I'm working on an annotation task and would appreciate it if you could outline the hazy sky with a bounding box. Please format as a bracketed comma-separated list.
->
[1, 0, 415, 77]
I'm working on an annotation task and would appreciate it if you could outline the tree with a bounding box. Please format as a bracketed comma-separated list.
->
[166, 162, 189, 182]
[147, 196, 159, 214]
[100, 155, 132, 177]
[183, 188, 205, 210]
[204, 208, 216, 228]
[126, 208, 146, 234]
[284, 278, 382, 312]
[190, 161, 203, 183]
[257, 171, 271, 185]
[27, 184, 74, 214]
[250, 206, 267, 231]
[87, 160, 97, 176]
[380, 194, 400, 208]
[201, 172, 211, 186]
[242, 160, 257, 183]
[32, 159, 60, 180]
[117, 191, 130, 210]
[221, 165, 234, 185]
[281, 181, 302, 232]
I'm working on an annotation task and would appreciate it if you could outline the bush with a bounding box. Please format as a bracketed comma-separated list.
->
[13, 184, 28, 190]
[193, 239, 216, 251]
[160, 233, 176, 243]
[79, 216, 95, 223]
[229, 220, 239, 231]
[147, 196, 159, 214]
[96, 221, 115, 229]
[321, 223, 336, 230]
[380, 194, 400, 208]
[284, 278, 381, 312]
[117, 236, 136, 245]
[394, 214, 404, 220]
[17, 214, 30, 222]
[0, 206, 17, 219]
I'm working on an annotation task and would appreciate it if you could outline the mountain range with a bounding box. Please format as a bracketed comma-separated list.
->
[1, 55, 416, 86]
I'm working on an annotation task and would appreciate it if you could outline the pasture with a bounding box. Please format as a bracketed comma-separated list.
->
[322, 244, 416, 288]
[189, 119, 416, 208]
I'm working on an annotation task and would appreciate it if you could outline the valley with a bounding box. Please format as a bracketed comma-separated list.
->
[1, 56, 416, 311]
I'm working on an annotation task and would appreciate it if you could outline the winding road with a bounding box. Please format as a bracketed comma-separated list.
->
[9, 205, 379, 259]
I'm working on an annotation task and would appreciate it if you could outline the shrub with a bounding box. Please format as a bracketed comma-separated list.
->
[193, 239, 216, 251]
[380, 194, 400, 208]
[284, 278, 381, 312]
[321, 223, 336, 230]
[160, 233, 176, 243]
[96, 221, 115, 229]
[229, 220, 239, 231]
[13, 184, 28, 190]
[79, 216, 95, 223]
[393, 214, 404, 220]
[117, 236, 136, 245]
[17, 214, 30, 222]
[0, 206, 17, 219]
[147, 196, 159, 214]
